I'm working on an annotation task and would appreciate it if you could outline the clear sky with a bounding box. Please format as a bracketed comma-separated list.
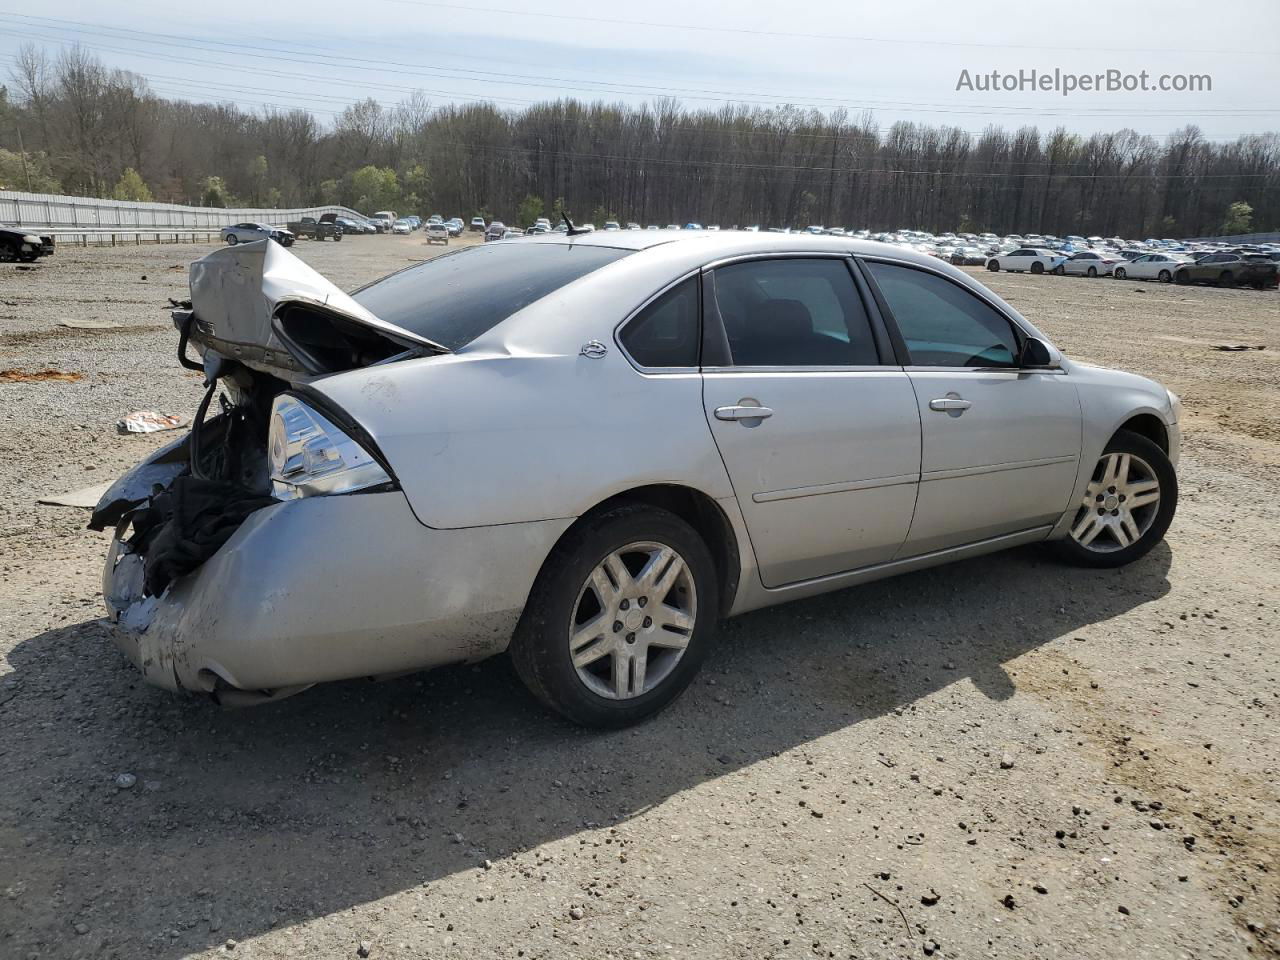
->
[1, 0, 1277, 141]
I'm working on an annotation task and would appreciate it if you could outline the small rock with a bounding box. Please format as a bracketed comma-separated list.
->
[357, 941, 372, 957]
[1117, 905, 1130, 916]
[810, 809, 824, 819]
[1033, 884, 1048, 895]
[569, 906, 585, 920]
[225, 939, 238, 951]
[482, 859, 492, 870]
[999, 755, 1015, 770]
[923, 940, 940, 956]
[921, 889, 940, 906]
[74, 922, 89, 935]
[114, 773, 137, 789]
[1149, 819, 1165, 831]
[1001, 894, 1016, 910]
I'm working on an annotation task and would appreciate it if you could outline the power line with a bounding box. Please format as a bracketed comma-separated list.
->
[375, 0, 1279, 57]
[1, 16, 1275, 120]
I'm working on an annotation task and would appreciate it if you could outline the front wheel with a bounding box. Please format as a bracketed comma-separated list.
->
[226, 234, 238, 245]
[1052, 264, 1065, 275]
[1218, 271, 1234, 287]
[1054, 430, 1177, 568]
[1114, 267, 1127, 280]
[1158, 269, 1172, 283]
[987, 260, 999, 272]
[511, 504, 719, 727]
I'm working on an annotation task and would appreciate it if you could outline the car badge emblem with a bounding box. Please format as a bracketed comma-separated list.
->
[579, 340, 608, 359]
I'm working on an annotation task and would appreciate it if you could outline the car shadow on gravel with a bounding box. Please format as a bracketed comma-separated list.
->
[0, 542, 1170, 957]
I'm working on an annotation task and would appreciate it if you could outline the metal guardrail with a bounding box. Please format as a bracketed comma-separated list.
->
[42, 227, 222, 247]
[1, 189, 375, 232]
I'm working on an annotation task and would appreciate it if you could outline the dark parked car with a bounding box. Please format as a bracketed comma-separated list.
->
[484, 221, 507, 242]
[0, 224, 55, 262]
[287, 214, 343, 241]
[1174, 252, 1278, 289]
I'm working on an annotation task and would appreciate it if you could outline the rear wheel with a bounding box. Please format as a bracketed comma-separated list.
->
[0, 242, 17, 263]
[334, 232, 342, 241]
[1054, 430, 1176, 568]
[1030, 262, 1044, 274]
[511, 504, 718, 727]
[226, 234, 238, 245]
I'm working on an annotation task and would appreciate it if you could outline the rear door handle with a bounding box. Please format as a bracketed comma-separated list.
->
[928, 397, 972, 412]
[715, 404, 774, 421]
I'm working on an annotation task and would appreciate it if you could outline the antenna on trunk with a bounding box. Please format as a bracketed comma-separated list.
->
[563, 213, 590, 237]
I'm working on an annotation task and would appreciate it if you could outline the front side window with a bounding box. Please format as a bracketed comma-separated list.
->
[620, 277, 699, 368]
[710, 258, 879, 367]
[863, 261, 1020, 368]
[352, 242, 632, 350]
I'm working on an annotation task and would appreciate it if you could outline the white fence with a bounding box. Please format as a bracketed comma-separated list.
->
[0, 190, 373, 231]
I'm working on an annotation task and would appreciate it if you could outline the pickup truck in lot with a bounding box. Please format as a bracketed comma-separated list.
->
[287, 213, 343, 241]
[1175, 252, 1277, 289]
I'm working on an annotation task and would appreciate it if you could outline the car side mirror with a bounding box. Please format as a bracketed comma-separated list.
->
[1019, 337, 1060, 369]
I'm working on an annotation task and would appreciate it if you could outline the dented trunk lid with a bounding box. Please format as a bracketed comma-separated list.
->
[184, 240, 447, 379]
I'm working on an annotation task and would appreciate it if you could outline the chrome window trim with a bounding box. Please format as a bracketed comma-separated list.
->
[703, 365, 900, 375]
[612, 267, 703, 375]
[903, 365, 1068, 376]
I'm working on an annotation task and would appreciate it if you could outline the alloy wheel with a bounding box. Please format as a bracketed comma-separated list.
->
[568, 541, 697, 699]
[1069, 452, 1161, 552]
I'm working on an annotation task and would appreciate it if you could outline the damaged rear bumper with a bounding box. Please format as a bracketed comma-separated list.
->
[103, 489, 572, 701]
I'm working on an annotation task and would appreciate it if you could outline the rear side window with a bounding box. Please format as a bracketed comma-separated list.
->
[353, 242, 632, 350]
[864, 261, 1020, 368]
[710, 258, 879, 366]
[620, 278, 699, 368]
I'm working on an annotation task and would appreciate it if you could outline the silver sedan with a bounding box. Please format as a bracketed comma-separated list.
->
[96, 233, 1180, 726]
[220, 222, 294, 247]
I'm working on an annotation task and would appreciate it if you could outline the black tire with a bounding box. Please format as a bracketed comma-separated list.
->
[1052, 264, 1065, 275]
[334, 232, 342, 241]
[1030, 261, 1044, 274]
[226, 234, 238, 245]
[0, 242, 17, 263]
[510, 503, 719, 727]
[1087, 266, 1098, 278]
[1158, 269, 1171, 283]
[1114, 267, 1127, 280]
[987, 260, 999, 272]
[17, 251, 38, 263]
[1053, 429, 1177, 569]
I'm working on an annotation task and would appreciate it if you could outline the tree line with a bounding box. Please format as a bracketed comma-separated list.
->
[1, 44, 1277, 237]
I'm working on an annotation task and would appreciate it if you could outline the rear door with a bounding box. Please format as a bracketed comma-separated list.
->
[700, 256, 921, 587]
[860, 259, 1081, 557]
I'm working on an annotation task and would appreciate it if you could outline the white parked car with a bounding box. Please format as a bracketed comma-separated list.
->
[1056, 251, 1121, 278]
[424, 222, 449, 245]
[986, 248, 1065, 274]
[391, 219, 412, 235]
[96, 233, 1180, 727]
[220, 222, 294, 247]
[1111, 253, 1192, 283]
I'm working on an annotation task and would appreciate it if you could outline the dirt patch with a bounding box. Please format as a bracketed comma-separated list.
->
[0, 368, 83, 383]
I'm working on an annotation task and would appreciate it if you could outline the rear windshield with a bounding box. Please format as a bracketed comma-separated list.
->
[352, 242, 632, 350]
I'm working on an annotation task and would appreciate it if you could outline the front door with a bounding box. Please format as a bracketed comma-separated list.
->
[700, 256, 921, 587]
[860, 259, 1082, 556]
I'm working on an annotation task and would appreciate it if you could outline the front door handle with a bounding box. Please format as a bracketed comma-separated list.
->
[715, 404, 774, 422]
[929, 397, 972, 412]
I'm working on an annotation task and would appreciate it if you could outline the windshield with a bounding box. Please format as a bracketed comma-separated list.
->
[351, 242, 633, 350]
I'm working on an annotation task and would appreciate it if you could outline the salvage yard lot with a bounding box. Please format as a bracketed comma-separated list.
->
[1, 237, 1277, 959]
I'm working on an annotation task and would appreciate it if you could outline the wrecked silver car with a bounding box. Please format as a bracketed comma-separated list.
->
[98, 233, 1179, 726]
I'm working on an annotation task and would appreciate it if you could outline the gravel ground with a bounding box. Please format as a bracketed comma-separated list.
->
[0, 238, 1277, 960]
